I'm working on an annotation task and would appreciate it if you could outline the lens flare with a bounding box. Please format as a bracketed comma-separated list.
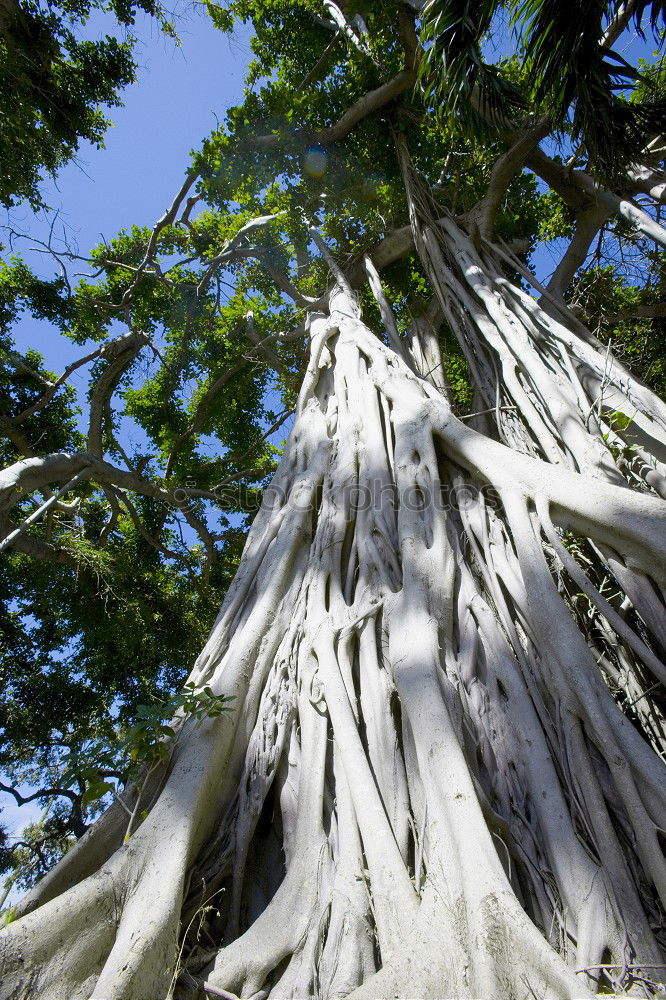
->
[303, 145, 328, 178]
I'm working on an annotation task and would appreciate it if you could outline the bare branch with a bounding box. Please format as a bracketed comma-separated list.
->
[196, 213, 286, 295]
[119, 171, 199, 307]
[0, 782, 78, 806]
[245, 312, 288, 377]
[214, 408, 294, 479]
[572, 170, 666, 249]
[470, 116, 551, 241]
[545, 204, 611, 300]
[87, 331, 149, 458]
[164, 360, 247, 480]
[322, 0, 374, 62]
[0, 452, 170, 517]
[240, 74, 415, 154]
[180, 505, 217, 573]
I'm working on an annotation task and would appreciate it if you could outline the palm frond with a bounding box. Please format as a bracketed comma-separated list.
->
[513, 0, 665, 177]
[630, 0, 666, 38]
[421, 0, 664, 177]
[420, 0, 527, 129]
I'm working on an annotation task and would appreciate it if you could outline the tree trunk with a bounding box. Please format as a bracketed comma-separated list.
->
[1, 212, 666, 999]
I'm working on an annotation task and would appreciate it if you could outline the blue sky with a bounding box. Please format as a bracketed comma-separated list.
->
[4, 4, 253, 400]
[0, 4, 254, 849]
[3, 5, 262, 494]
[8, 5, 252, 259]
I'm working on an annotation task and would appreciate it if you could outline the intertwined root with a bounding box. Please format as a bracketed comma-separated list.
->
[2, 286, 665, 1000]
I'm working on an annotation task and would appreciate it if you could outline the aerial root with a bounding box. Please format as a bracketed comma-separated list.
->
[203, 683, 331, 998]
[4, 295, 666, 1000]
[344, 878, 593, 1000]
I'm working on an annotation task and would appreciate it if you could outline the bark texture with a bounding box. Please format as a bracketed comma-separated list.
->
[1, 206, 666, 998]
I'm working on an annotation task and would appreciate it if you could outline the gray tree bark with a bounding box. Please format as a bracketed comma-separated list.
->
[2, 215, 665, 997]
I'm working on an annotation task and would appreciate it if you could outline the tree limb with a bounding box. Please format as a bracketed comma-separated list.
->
[164, 360, 248, 480]
[115, 489, 189, 564]
[625, 164, 666, 205]
[1, 350, 53, 389]
[0, 453, 170, 516]
[0, 465, 93, 552]
[0, 521, 78, 565]
[87, 331, 149, 458]
[545, 204, 611, 300]
[0, 782, 78, 806]
[363, 255, 408, 361]
[470, 116, 551, 241]
[526, 147, 666, 249]
[316, 69, 417, 146]
[14, 337, 133, 426]
[296, 29, 342, 92]
[240, 70, 417, 153]
[119, 170, 199, 307]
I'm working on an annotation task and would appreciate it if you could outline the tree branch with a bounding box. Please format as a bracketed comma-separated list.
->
[86, 331, 149, 458]
[99, 486, 121, 546]
[245, 312, 288, 378]
[0, 465, 93, 553]
[322, 0, 374, 62]
[0, 782, 78, 806]
[180, 505, 217, 574]
[0, 453, 169, 517]
[1, 350, 53, 389]
[14, 337, 132, 426]
[316, 69, 417, 146]
[626, 164, 666, 205]
[164, 360, 247, 480]
[470, 116, 551, 241]
[602, 0, 639, 47]
[296, 29, 341, 91]
[240, 65, 417, 154]
[363, 255, 408, 361]
[545, 204, 611, 300]
[115, 489, 189, 564]
[526, 147, 666, 249]
[0, 417, 35, 457]
[119, 170, 199, 307]
[0, 522, 78, 564]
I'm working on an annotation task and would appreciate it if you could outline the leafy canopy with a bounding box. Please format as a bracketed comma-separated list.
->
[0, 0, 176, 207]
